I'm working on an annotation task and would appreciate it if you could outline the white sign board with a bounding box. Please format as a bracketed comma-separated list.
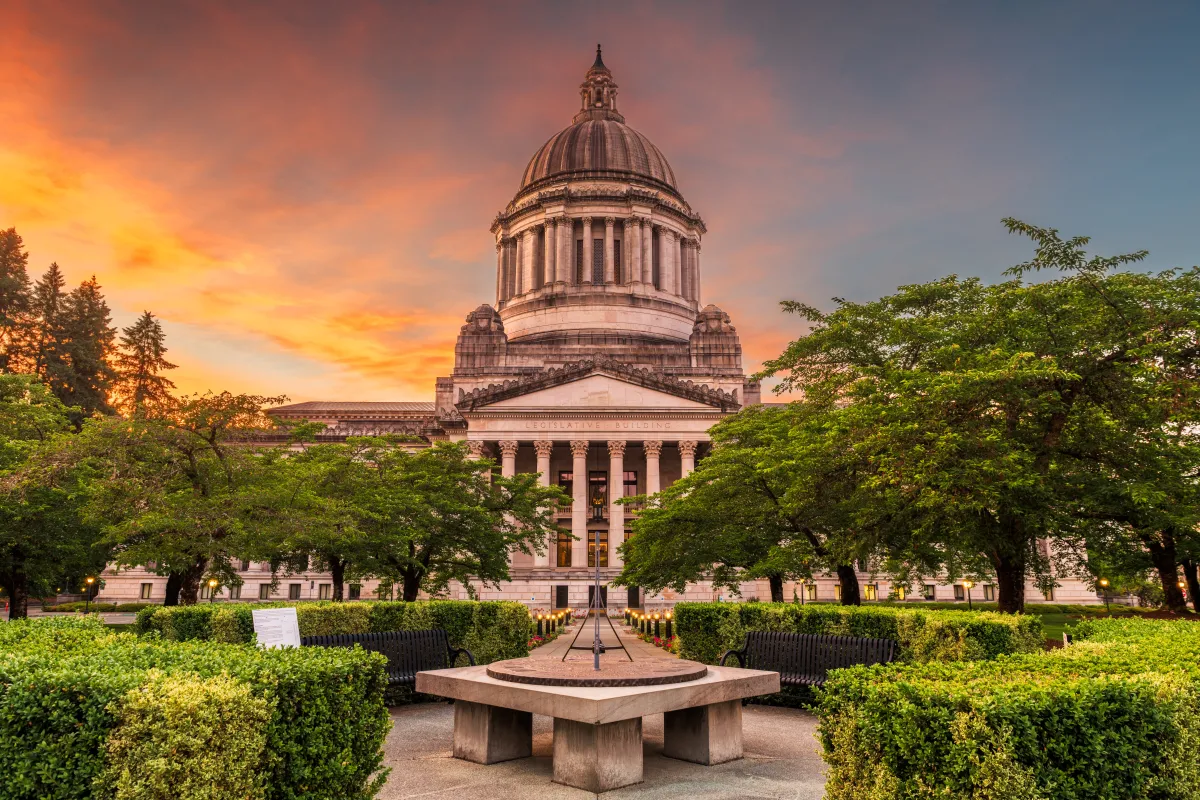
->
[252, 608, 301, 649]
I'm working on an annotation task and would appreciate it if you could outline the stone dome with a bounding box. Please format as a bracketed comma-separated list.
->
[517, 45, 679, 196]
[519, 119, 677, 194]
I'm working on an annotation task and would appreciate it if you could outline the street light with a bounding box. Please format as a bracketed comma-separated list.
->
[963, 580, 973, 611]
[208, 578, 218, 604]
[798, 578, 807, 606]
[665, 610, 673, 639]
[1099, 578, 1110, 613]
[84, 577, 95, 614]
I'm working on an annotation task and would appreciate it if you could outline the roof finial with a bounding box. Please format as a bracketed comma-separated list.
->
[592, 43, 606, 71]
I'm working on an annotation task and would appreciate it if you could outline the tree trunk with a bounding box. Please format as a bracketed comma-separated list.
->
[1147, 534, 1186, 612]
[1182, 559, 1200, 614]
[989, 550, 1027, 614]
[178, 557, 207, 605]
[3, 553, 29, 619]
[836, 564, 861, 606]
[164, 572, 183, 606]
[767, 574, 784, 603]
[330, 558, 345, 602]
[401, 569, 421, 603]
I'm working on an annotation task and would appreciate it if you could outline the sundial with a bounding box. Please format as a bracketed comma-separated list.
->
[487, 658, 707, 687]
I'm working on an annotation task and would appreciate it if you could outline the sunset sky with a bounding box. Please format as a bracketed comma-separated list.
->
[2, 1, 1197, 402]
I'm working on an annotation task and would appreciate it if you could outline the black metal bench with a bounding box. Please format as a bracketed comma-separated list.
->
[719, 631, 896, 687]
[301, 629, 475, 687]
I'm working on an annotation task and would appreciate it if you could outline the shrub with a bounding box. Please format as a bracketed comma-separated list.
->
[97, 673, 272, 800]
[138, 600, 532, 663]
[673, 602, 1042, 665]
[818, 618, 1200, 800]
[45, 601, 118, 612]
[114, 602, 157, 613]
[0, 619, 390, 800]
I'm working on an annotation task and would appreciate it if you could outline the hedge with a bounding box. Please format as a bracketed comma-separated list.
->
[818, 618, 1200, 800]
[673, 602, 1044, 665]
[135, 600, 533, 663]
[0, 616, 390, 800]
[46, 602, 157, 613]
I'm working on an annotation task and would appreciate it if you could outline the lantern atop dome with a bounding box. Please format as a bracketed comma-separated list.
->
[575, 44, 624, 124]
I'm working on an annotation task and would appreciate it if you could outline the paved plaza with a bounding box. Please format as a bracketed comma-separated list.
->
[382, 624, 825, 799]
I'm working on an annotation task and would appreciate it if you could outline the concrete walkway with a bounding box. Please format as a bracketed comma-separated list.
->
[381, 618, 826, 799]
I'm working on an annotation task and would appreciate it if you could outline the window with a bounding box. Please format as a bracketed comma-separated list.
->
[376, 581, 394, 601]
[288, 583, 302, 600]
[556, 585, 570, 609]
[537, 228, 546, 289]
[557, 471, 573, 511]
[588, 471, 608, 521]
[894, 585, 906, 601]
[349, 584, 361, 600]
[835, 584, 843, 601]
[923, 584, 936, 600]
[318, 584, 331, 600]
[259, 584, 272, 600]
[140, 582, 152, 600]
[626, 586, 640, 609]
[614, 240, 622, 283]
[240, 560, 250, 571]
[228, 584, 241, 600]
[575, 239, 584, 284]
[863, 583, 878, 601]
[953, 584, 965, 601]
[199, 584, 212, 599]
[651, 230, 660, 288]
[587, 529, 608, 568]
[622, 470, 639, 509]
[983, 584, 995, 601]
[557, 531, 573, 567]
[1043, 588, 1055, 601]
[805, 583, 817, 600]
[592, 239, 604, 284]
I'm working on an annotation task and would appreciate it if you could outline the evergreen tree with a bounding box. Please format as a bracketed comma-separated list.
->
[113, 310, 177, 415]
[0, 228, 32, 373]
[60, 276, 117, 419]
[28, 263, 71, 395]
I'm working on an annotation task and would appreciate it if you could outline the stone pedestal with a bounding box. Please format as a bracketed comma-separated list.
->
[552, 717, 643, 792]
[663, 699, 743, 765]
[452, 700, 532, 764]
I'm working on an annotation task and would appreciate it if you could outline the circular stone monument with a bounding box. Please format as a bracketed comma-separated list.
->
[486, 658, 708, 687]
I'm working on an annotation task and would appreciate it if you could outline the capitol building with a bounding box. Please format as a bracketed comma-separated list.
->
[102, 50, 1095, 608]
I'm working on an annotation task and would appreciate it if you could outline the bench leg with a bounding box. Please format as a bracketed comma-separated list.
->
[452, 700, 532, 764]
[552, 717, 642, 792]
[663, 700, 743, 765]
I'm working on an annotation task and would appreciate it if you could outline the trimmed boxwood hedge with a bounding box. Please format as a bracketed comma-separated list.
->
[818, 618, 1200, 800]
[0, 616, 390, 800]
[673, 602, 1044, 665]
[134, 600, 533, 664]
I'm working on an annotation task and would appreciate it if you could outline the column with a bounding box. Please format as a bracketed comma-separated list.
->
[693, 241, 702, 304]
[629, 218, 643, 283]
[641, 219, 653, 284]
[534, 441, 553, 568]
[570, 440, 589, 568]
[556, 217, 571, 284]
[603, 217, 615, 284]
[466, 441, 486, 460]
[608, 440, 625, 567]
[674, 233, 684, 297]
[522, 230, 536, 295]
[680, 239, 692, 301]
[498, 441, 519, 478]
[644, 440, 662, 496]
[658, 229, 676, 294]
[494, 241, 504, 304]
[679, 440, 697, 478]
[581, 217, 593, 284]
[543, 222, 555, 287]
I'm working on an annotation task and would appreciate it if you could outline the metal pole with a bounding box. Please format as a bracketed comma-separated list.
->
[593, 529, 601, 671]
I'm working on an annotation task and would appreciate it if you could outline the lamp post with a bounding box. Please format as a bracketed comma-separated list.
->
[799, 579, 806, 606]
[1180, 580, 1187, 604]
[653, 612, 661, 638]
[537, 612, 544, 637]
[1099, 578, 1110, 613]
[208, 578, 218, 604]
[84, 576, 95, 613]
[963, 580, 973, 611]
[665, 610, 673, 639]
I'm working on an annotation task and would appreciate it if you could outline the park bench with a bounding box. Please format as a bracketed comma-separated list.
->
[719, 631, 896, 687]
[301, 629, 475, 687]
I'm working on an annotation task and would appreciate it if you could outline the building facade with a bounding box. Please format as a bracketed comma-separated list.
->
[99, 50, 1098, 608]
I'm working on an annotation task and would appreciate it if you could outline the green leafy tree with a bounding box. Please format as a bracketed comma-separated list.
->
[113, 310, 177, 415]
[0, 228, 32, 373]
[342, 440, 566, 601]
[70, 392, 285, 604]
[617, 403, 872, 604]
[759, 220, 1200, 612]
[27, 262, 71, 391]
[0, 374, 103, 618]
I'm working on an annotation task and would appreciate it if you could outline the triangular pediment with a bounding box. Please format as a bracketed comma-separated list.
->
[483, 373, 717, 410]
[455, 356, 740, 412]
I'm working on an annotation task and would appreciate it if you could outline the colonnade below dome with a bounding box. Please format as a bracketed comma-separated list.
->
[495, 215, 700, 308]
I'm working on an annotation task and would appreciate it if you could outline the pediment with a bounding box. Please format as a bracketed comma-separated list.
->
[483, 373, 717, 410]
[455, 356, 740, 412]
